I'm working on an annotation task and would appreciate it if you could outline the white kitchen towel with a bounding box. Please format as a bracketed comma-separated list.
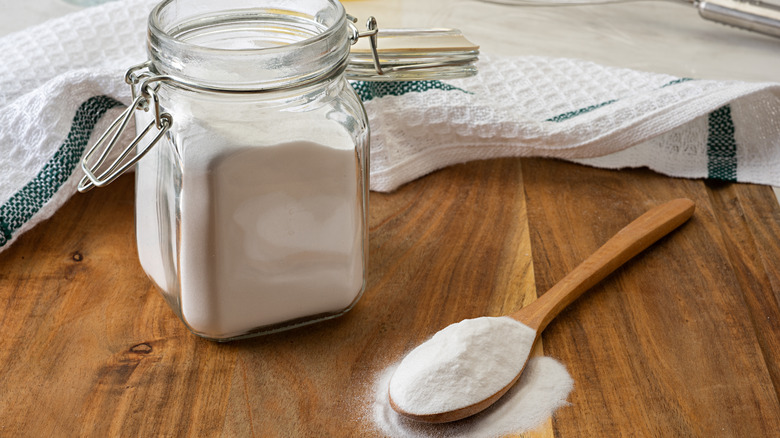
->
[2, 0, 780, 252]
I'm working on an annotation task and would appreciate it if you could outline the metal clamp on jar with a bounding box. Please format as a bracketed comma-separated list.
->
[78, 0, 478, 341]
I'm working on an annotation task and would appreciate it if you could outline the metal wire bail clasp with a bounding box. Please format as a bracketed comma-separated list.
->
[345, 15, 479, 81]
[348, 15, 383, 75]
[77, 65, 173, 193]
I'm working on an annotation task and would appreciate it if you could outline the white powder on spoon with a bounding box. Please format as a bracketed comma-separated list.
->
[372, 316, 574, 437]
[373, 356, 574, 437]
[389, 316, 537, 415]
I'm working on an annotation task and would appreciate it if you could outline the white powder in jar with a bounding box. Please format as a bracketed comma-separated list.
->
[177, 137, 364, 338]
[389, 316, 537, 415]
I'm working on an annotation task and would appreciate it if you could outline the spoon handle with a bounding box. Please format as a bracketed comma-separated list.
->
[511, 198, 695, 332]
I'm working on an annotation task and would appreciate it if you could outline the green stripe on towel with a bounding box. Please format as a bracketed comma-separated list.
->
[660, 78, 694, 88]
[0, 95, 122, 247]
[706, 105, 737, 181]
[546, 78, 695, 123]
[351, 80, 469, 102]
[545, 99, 617, 123]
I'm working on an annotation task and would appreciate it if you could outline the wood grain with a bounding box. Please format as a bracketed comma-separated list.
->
[1, 157, 779, 437]
[521, 158, 780, 437]
[513, 198, 695, 333]
[0, 158, 541, 437]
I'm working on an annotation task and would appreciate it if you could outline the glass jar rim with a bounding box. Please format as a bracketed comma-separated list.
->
[146, 0, 351, 91]
[148, 0, 348, 57]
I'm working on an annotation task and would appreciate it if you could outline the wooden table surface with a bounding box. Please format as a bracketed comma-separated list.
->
[2, 157, 780, 436]
[3, 0, 780, 436]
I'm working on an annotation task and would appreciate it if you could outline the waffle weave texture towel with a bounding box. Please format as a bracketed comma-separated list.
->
[2, 0, 780, 253]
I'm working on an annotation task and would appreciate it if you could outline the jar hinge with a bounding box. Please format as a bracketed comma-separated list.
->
[77, 62, 173, 193]
[347, 15, 383, 75]
[344, 16, 480, 80]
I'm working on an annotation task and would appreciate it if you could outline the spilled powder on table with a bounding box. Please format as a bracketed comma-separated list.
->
[368, 357, 574, 437]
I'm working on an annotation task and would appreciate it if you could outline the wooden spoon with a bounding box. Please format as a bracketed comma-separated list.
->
[389, 198, 696, 423]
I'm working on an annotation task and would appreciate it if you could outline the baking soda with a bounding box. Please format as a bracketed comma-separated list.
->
[135, 113, 365, 339]
[389, 317, 537, 415]
[178, 140, 363, 337]
[374, 316, 574, 437]
[373, 357, 574, 437]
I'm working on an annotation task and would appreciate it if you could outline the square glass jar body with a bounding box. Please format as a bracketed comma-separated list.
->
[133, 0, 369, 340]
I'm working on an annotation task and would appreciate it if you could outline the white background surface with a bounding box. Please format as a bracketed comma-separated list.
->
[346, 0, 780, 82]
[1, 0, 779, 84]
[2, 0, 779, 197]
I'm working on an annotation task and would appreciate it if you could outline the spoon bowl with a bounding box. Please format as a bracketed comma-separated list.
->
[389, 198, 696, 423]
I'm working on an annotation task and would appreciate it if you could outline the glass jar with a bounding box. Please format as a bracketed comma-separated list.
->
[79, 0, 477, 341]
[113, 0, 367, 341]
